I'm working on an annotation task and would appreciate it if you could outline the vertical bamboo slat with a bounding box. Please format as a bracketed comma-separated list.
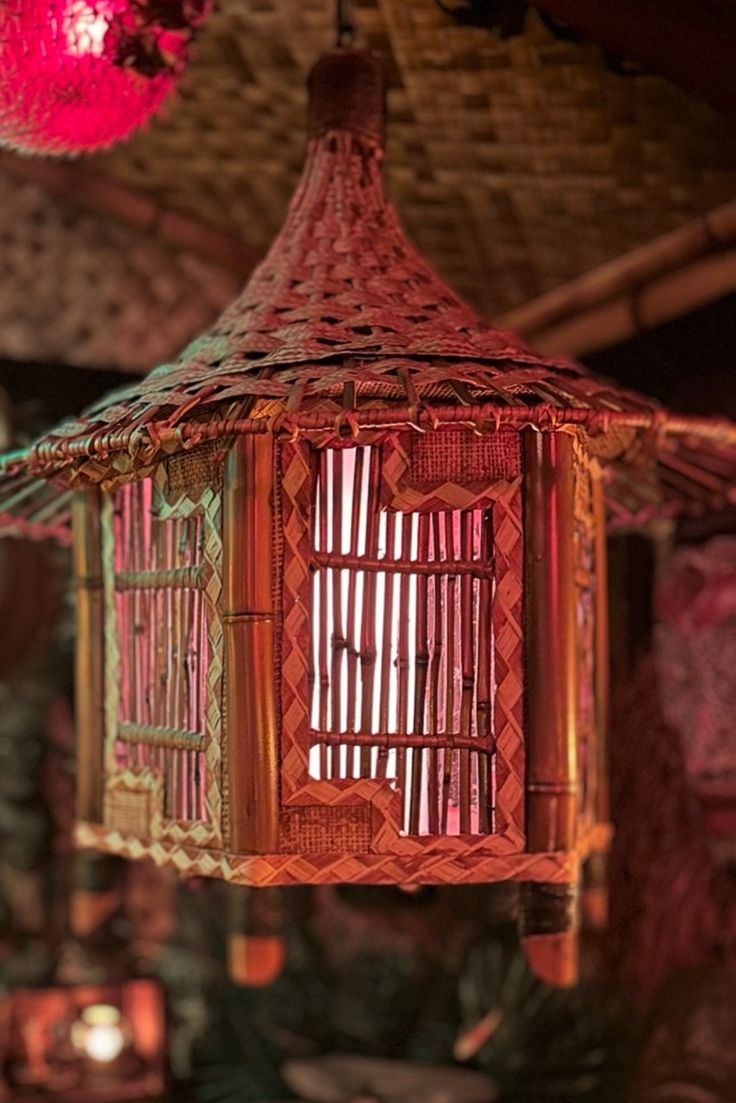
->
[345, 449, 364, 741]
[459, 511, 474, 834]
[224, 435, 279, 853]
[359, 448, 381, 775]
[73, 488, 105, 823]
[409, 513, 429, 834]
[329, 449, 344, 778]
[427, 514, 442, 834]
[476, 510, 493, 833]
[317, 451, 330, 777]
[523, 431, 579, 852]
[378, 511, 397, 781]
[440, 513, 455, 833]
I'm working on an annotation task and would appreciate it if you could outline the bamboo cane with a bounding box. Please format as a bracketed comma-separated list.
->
[73, 488, 105, 823]
[224, 435, 279, 853]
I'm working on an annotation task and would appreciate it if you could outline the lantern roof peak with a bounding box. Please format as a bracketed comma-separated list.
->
[35, 49, 663, 466]
[14, 51, 736, 529]
[168, 48, 557, 376]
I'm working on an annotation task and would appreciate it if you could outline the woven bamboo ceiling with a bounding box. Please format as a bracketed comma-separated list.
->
[93, 0, 736, 317]
[2, 0, 736, 375]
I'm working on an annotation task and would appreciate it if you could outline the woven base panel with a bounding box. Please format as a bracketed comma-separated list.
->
[76, 820, 609, 887]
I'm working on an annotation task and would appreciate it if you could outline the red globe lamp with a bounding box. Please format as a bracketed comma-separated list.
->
[0, 0, 210, 155]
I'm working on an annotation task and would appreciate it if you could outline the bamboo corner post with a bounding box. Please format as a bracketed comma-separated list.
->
[69, 850, 123, 939]
[73, 487, 105, 825]
[227, 885, 286, 988]
[223, 435, 279, 854]
[522, 430, 580, 987]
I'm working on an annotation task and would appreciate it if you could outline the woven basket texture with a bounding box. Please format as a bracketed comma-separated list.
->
[13, 44, 730, 533]
[0, 168, 239, 372]
[92, 0, 736, 317]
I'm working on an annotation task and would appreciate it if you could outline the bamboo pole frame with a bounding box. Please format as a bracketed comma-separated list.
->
[223, 435, 279, 852]
[592, 467, 610, 831]
[523, 431, 579, 853]
[73, 487, 105, 823]
[522, 431, 579, 987]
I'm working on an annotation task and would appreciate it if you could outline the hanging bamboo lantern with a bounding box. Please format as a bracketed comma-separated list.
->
[4, 51, 736, 990]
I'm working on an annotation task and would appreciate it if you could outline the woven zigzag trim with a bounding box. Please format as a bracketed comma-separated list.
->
[76, 821, 579, 887]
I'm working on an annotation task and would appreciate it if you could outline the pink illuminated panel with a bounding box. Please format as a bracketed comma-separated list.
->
[111, 479, 208, 822]
[309, 447, 496, 837]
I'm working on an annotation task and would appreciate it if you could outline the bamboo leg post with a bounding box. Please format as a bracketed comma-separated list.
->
[519, 883, 578, 988]
[73, 488, 105, 824]
[69, 851, 124, 939]
[521, 431, 580, 987]
[223, 435, 279, 853]
[581, 851, 608, 931]
[227, 885, 286, 988]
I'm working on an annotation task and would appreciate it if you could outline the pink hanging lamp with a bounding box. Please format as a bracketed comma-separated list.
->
[0, 0, 210, 155]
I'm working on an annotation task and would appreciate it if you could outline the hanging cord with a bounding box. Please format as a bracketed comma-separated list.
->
[336, 0, 355, 48]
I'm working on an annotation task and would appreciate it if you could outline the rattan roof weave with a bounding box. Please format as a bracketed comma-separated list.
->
[94, 0, 736, 318]
[9, 51, 736, 529]
[31, 54, 662, 450]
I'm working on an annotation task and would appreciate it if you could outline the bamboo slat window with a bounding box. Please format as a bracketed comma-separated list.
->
[309, 446, 495, 837]
[107, 477, 211, 822]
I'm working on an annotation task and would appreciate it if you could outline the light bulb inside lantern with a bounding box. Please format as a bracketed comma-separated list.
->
[73, 1004, 126, 1063]
[64, 1, 111, 57]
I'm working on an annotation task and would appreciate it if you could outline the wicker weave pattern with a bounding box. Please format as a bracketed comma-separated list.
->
[39, 124, 658, 460]
[277, 438, 314, 804]
[410, 429, 521, 486]
[0, 166, 237, 373]
[280, 805, 373, 855]
[22, 80, 735, 534]
[76, 819, 578, 886]
[572, 446, 600, 832]
[381, 431, 521, 512]
[276, 434, 527, 855]
[489, 476, 525, 843]
[94, 0, 736, 318]
[104, 772, 156, 839]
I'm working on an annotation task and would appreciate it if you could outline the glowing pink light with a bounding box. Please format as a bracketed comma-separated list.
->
[0, 1, 209, 155]
[64, 1, 111, 57]
[309, 447, 491, 838]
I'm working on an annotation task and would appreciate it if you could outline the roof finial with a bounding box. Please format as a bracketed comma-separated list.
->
[307, 50, 386, 148]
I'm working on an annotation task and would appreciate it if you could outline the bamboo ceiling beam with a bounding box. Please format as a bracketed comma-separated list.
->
[500, 200, 736, 357]
[0, 151, 260, 280]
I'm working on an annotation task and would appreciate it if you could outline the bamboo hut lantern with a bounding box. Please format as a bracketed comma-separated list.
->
[7, 51, 736, 990]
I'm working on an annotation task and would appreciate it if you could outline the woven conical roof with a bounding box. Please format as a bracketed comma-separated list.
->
[10, 51, 735, 528]
[33, 52, 660, 456]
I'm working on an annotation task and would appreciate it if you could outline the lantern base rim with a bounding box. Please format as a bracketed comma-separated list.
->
[75, 819, 610, 889]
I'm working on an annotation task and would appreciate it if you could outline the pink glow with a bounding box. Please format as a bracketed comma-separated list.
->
[112, 479, 209, 822]
[0, 1, 207, 154]
[64, 0, 111, 56]
[309, 446, 495, 838]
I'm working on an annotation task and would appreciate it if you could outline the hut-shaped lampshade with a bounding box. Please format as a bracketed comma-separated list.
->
[11, 52, 736, 989]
